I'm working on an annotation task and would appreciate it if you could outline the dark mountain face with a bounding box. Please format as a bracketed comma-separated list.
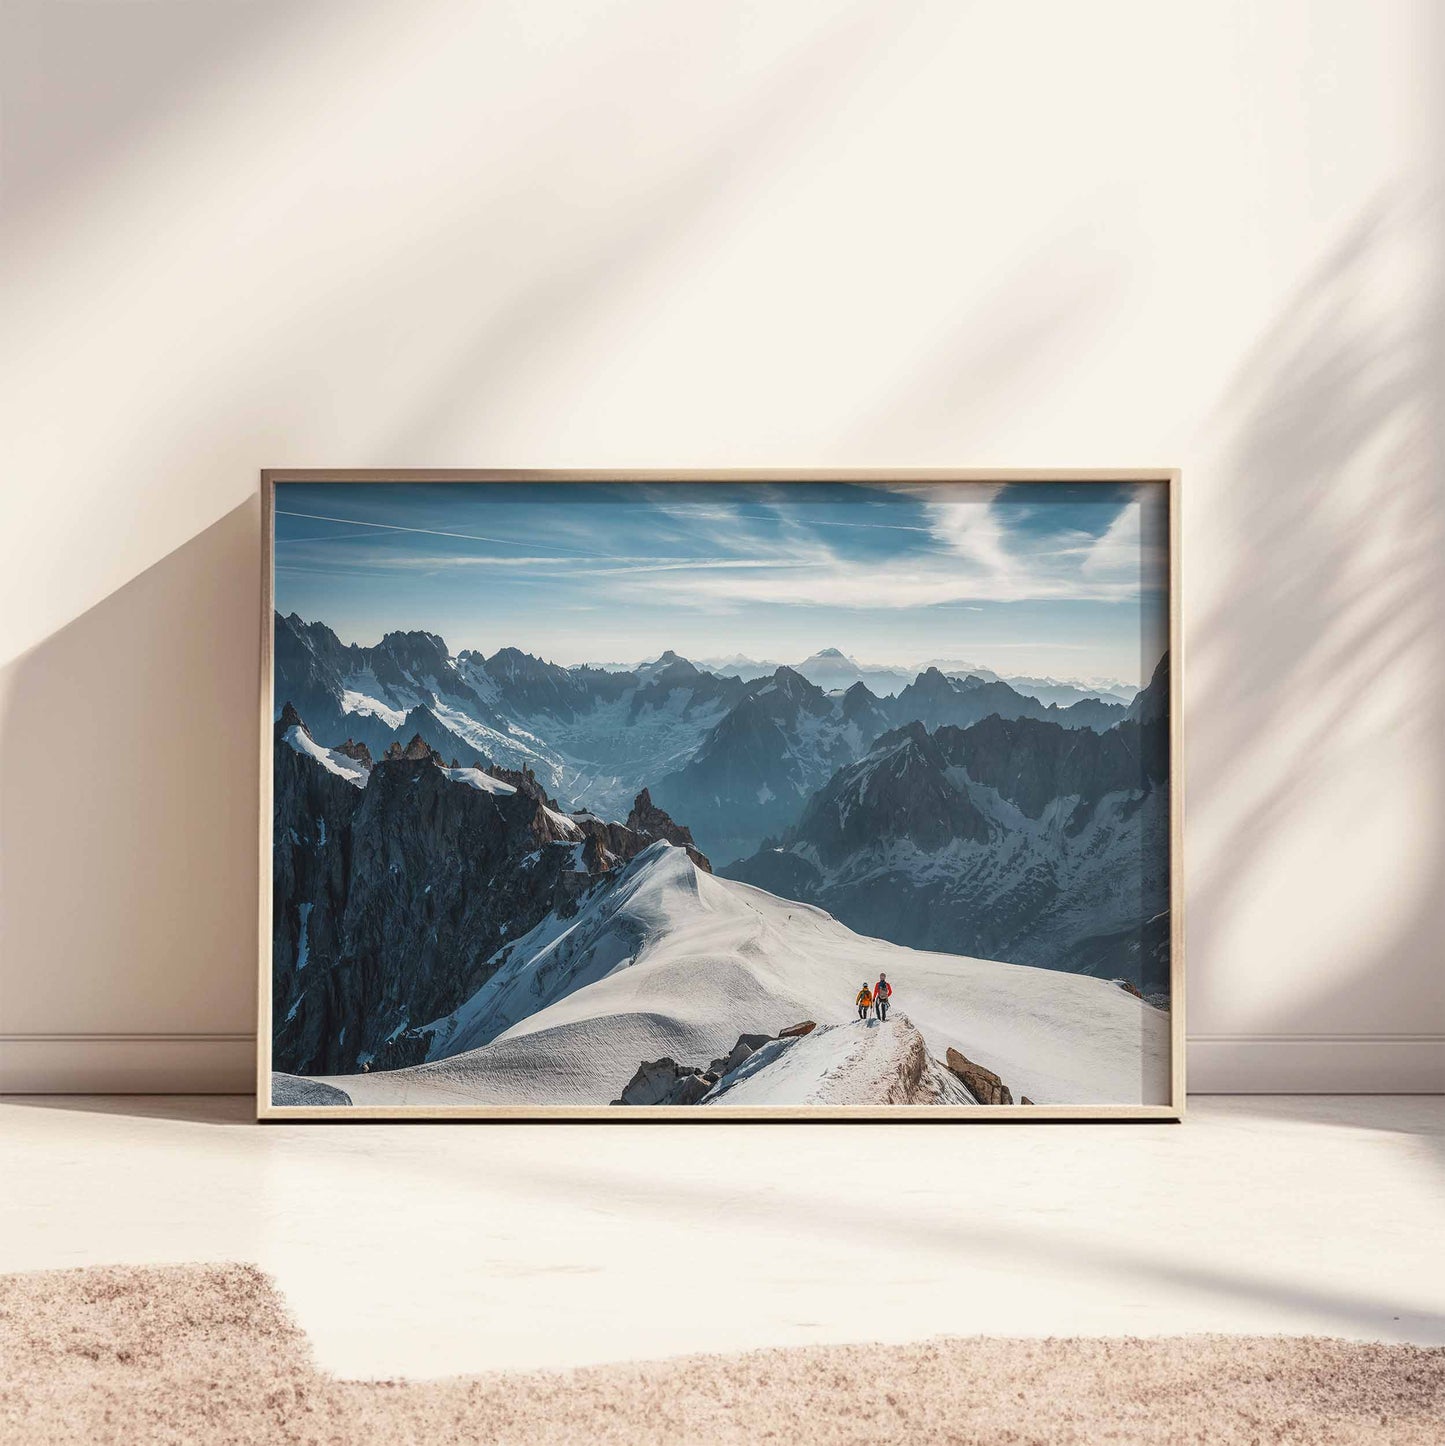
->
[272, 614, 352, 735]
[1127, 651, 1170, 725]
[272, 707, 709, 1076]
[647, 660, 1130, 863]
[627, 660, 748, 722]
[478, 647, 624, 722]
[369, 630, 454, 692]
[722, 662, 1171, 993]
[274, 613, 488, 761]
[650, 667, 862, 863]
[931, 708, 1165, 834]
[794, 722, 989, 864]
[841, 680, 893, 736]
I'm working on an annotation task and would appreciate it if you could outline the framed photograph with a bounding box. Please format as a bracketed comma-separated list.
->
[259, 471, 1182, 1120]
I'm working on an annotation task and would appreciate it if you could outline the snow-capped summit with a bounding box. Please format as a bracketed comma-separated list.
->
[795, 649, 910, 696]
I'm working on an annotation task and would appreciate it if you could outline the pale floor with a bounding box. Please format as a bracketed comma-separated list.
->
[1, 1095, 1440, 1380]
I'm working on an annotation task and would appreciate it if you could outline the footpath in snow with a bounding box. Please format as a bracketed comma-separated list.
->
[703, 1017, 974, 1107]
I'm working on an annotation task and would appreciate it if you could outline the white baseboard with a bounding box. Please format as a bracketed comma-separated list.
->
[1187, 1035, 1444, 1094]
[2, 1033, 1440, 1096]
[0, 1035, 255, 1094]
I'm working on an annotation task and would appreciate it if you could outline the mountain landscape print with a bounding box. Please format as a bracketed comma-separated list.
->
[264, 475, 1176, 1115]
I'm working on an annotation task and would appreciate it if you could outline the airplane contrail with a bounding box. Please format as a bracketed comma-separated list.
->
[275, 509, 603, 557]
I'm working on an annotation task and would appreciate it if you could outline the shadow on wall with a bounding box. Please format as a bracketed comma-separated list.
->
[0, 501, 261, 1036]
[1188, 193, 1445, 1042]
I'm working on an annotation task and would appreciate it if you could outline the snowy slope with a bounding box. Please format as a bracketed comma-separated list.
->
[321, 842, 1168, 1109]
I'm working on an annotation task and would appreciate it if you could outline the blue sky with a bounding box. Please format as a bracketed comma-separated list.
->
[274, 481, 1168, 684]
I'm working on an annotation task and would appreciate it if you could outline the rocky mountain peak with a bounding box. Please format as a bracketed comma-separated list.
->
[333, 739, 373, 770]
[376, 629, 451, 676]
[485, 646, 559, 678]
[840, 679, 885, 719]
[400, 734, 441, 763]
[628, 788, 693, 845]
[625, 789, 712, 872]
[914, 666, 956, 690]
[277, 700, 308, 737]
[651, 653, 701, 683]
[868, 718, 935, 757]
[1127, 651, 1169, 724]
[486, 763, 554, 805]
[786, 719, 987, 865]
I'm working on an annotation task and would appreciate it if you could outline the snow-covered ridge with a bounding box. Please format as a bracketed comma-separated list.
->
[443, 766, 517, 796]
[320, 842, 1168, 1109]
[282, 725, 369, 788]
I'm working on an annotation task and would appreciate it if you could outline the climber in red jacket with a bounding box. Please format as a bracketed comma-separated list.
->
[873, 973, 893, 1021]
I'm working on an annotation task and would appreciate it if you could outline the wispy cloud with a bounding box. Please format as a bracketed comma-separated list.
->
[275, 509, 601, 557]
[273, 481, 1166, 682]
[631, 561, 1143, 610]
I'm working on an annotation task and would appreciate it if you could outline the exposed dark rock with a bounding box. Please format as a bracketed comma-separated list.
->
[778, 1021, 816, 1038]
[486, 764, 554, 805]
[613, 1058, 711, 1106]
[944, 1047, 1014, 1106]
[1116, 979, 1143, 999]
[628, 788, 694, 848]
[271, 705, 715, 1080]
[650, 668, 851, 864]
[624, 789, 712, 872]
[701, 1030, 781, 1079]
[401, 733, 441, 763]
[669, 1073, 713, 1106]
[708, 1033, 775, 1077]
[333, 739, 373, 769]
[1020, 1096, 1035, 1106]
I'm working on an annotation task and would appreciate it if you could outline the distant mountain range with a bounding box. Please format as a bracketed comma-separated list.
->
[648, 665, 1128, 863]
[684, 648, 1138, 703]
[274, 613, 1135, 864]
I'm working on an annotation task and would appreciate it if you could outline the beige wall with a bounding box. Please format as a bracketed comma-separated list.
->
[2, 0, 1440, 1093]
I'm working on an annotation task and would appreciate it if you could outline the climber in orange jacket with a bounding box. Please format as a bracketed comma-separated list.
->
[855, 984, 873, 1021]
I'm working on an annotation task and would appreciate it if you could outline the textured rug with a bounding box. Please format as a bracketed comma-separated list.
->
[1, 1264, 1441, 1444]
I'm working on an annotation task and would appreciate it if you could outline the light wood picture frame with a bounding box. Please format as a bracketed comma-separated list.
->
[258, 470, 1184, 1122]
